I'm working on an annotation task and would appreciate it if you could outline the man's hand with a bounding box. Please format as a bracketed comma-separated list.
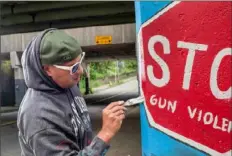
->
[97, 101, 127, 143]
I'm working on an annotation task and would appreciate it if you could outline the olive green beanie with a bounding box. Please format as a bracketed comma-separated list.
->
[40, 29, 82, 65]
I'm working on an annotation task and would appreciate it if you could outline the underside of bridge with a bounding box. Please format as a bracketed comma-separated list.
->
[0, 1, 135, 35]
[1, 1, 136, 61]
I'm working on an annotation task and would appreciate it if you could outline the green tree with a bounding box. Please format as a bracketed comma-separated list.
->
[1, 61, 11, 75]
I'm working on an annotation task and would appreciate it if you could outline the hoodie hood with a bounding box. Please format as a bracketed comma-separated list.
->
[21, 28, 64, 93]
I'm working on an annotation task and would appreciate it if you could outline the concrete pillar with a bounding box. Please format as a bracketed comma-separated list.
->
[10, 51, 27, 106]
[14, 67, 27, 106]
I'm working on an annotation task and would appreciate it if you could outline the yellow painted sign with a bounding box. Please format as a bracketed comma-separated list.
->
[95, 36, 112, 44]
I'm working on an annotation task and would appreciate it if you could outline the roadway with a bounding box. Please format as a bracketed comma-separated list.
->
[1, 78, 141, 156]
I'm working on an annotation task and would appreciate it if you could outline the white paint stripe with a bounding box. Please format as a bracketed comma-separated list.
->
[137, 26, 144, 97]
[144, 103, 231, 156]
[137, 1, 231, 155]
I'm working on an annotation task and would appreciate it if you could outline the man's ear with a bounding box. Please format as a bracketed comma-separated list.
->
[43, 65, 52, 76]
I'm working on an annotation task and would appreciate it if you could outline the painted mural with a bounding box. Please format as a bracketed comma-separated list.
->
[135, 1, 231, 156]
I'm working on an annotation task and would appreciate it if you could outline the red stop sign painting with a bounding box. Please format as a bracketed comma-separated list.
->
[138, 1, 231, 155]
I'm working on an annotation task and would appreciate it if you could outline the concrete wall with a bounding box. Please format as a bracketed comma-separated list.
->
[136, 1, 231, 156]
[1, 23, 136, 53]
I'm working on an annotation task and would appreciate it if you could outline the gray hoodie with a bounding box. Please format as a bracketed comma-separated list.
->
[17, 29, 110, 156]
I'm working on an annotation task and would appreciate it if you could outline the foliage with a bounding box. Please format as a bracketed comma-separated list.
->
[79, 59, 137, 93]
[1, 61, 12, 75]
[89, 59, 137, 80]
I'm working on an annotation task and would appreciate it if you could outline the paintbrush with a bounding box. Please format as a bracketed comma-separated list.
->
[124, 96, 144, 107]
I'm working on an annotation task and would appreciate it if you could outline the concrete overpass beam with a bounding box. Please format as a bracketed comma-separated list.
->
[1, 23, 136, 53]
[1, 14, 33, 26]
[51, 13, 135, 30]
[13, 1, 106, 14]
[0, 23, 50, 36]
[1, 34, 22, 53]
[1, 5, 12, 16]
[35, 3, 134, 22]
[122, 24, 136, 43]
[64, 23, 135, 46]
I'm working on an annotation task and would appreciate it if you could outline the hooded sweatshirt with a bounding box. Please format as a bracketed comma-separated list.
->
[17, 29, 110, 156]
